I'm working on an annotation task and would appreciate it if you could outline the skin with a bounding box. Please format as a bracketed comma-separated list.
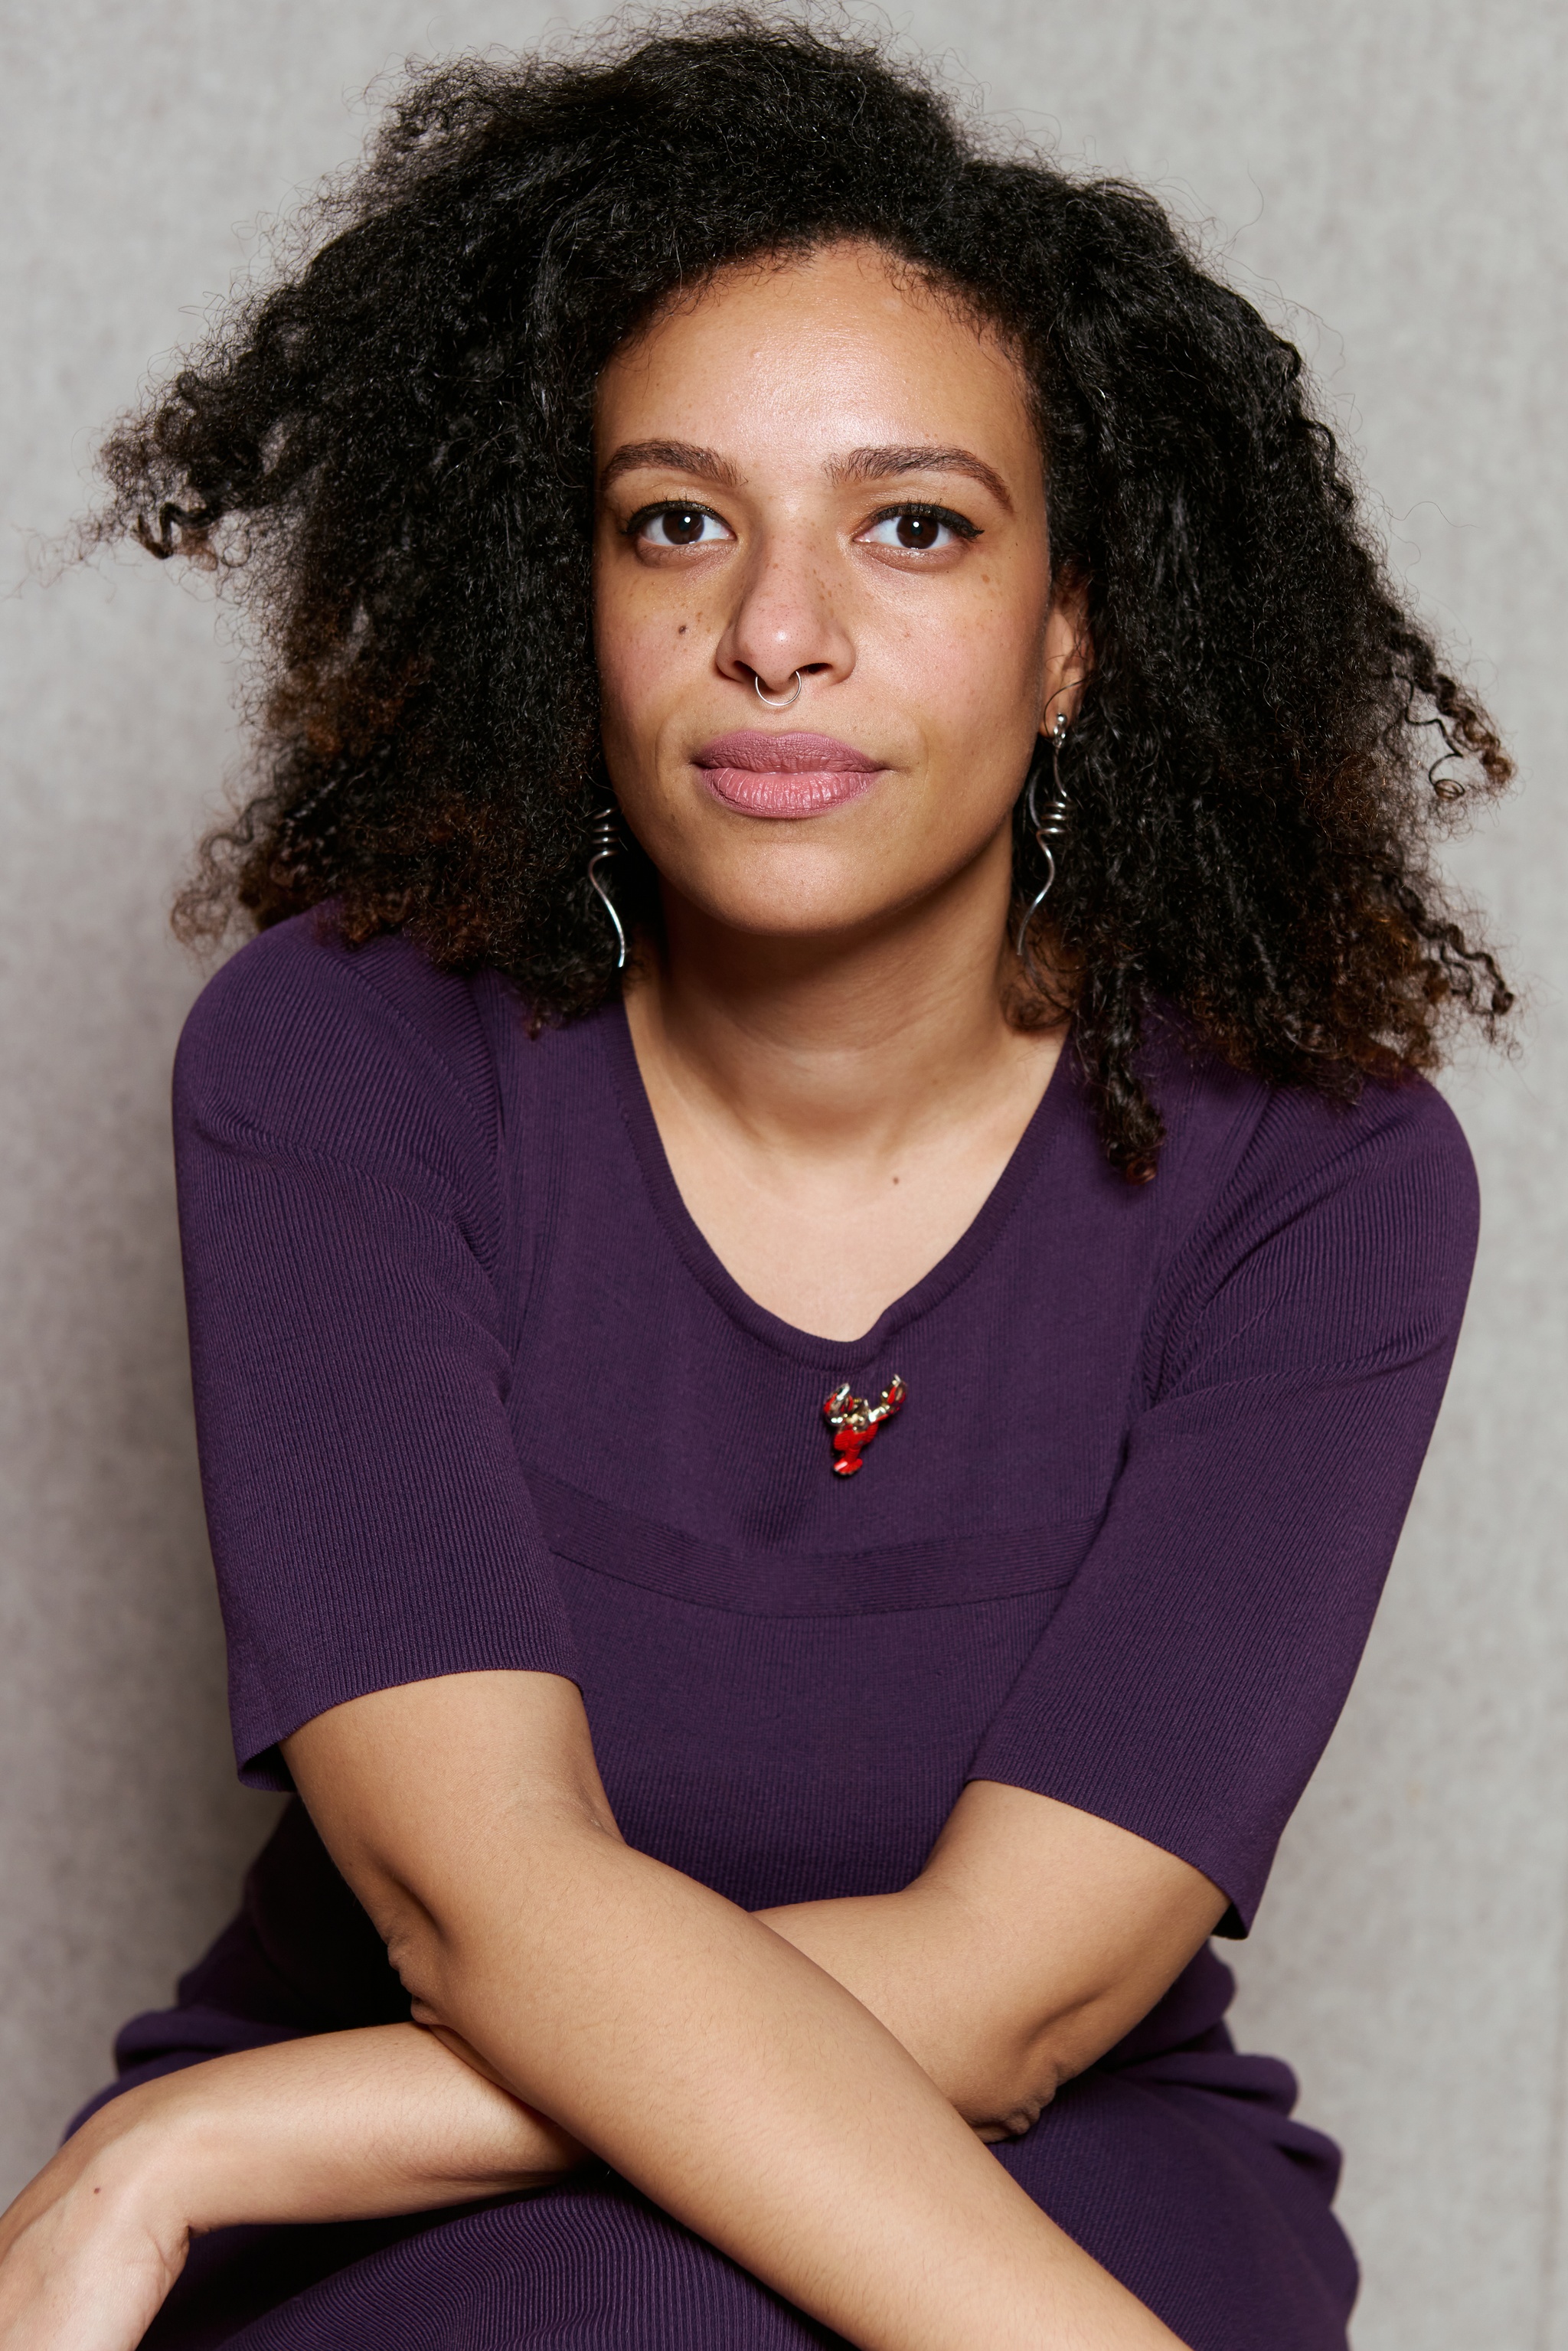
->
[597, 241, 1081, 1338]
[0, 243, 1227, 2351]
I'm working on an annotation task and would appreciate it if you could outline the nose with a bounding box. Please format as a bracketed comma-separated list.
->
[715, 527, 855, 702]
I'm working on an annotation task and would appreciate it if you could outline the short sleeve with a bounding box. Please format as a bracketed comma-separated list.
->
[967, 1077, 1479, 1932]
[173, 918, 580, 1789]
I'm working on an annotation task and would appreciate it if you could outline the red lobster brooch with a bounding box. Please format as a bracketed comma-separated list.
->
[822, 1374, 906, 1477]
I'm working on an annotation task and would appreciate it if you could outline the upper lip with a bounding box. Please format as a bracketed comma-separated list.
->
[693, 731, 884, 773]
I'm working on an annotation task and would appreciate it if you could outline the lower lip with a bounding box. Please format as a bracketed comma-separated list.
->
[698, 766, 884, 818]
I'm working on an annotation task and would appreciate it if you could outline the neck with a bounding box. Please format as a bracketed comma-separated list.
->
[626, 831, 1058, 1165]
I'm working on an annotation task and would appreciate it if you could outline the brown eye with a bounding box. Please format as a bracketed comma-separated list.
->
[632, 503, 730, 548]
[860, 505, 978, 553]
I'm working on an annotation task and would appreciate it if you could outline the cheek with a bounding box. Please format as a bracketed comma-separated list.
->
[594, 567, 704, 753]
[873, 542, 1047, 704]
[593, 592, 658, 766]
[896, 629, 1047, 875]
[888, 580, 1049, 811]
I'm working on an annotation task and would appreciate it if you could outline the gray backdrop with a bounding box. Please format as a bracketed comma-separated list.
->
[2, 2, 1564, 2344]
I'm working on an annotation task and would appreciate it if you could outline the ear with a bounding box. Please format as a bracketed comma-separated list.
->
[1039, 569, 1093, 734]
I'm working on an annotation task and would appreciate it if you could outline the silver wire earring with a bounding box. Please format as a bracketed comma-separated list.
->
[755, 671, 803, 710]
[1014, 713, 1072, 980]
[586, 806, 628, 972]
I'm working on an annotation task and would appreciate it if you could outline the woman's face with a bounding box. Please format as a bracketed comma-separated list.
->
[593, 239, 1080, 946]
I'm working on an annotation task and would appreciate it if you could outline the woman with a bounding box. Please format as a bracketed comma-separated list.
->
[0, 19, 1511, 2350]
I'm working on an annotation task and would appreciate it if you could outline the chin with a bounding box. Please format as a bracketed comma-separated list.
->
[688, 851, 929, 938]
[701, 890, 907, 942]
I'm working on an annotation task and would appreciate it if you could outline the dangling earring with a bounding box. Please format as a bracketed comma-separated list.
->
[586, 805, 628, 971]
[1014, 713, 1072, 984]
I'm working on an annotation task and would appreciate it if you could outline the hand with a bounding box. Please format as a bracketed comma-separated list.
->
[0, 2101, 188, 2351]
[0, 2024, 589, 2351]
[757, 1781, 1225, 2140]
[287, 1676, 1190, 2350]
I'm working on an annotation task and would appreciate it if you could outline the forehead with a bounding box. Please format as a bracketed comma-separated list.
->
[595, 240, 1037, 475]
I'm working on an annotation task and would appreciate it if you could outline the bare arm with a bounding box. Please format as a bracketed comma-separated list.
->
[255, 1667, 1185, 2351]
[0, 2025, 583, 2351]
[0, 1691, 1218, 2351]
[760, 1779, 1227, 2140]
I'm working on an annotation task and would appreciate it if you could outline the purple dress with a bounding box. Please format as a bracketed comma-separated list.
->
[83, 914, 1478, 2350]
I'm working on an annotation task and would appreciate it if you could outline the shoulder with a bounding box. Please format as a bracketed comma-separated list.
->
[174, 912, 506, 1186]
[1144, 1029, 1479, 1385]
[1152, 1018, 1477, 1235]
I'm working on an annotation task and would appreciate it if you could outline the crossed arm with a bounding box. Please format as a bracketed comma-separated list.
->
[0, 1670, 1224, 2351]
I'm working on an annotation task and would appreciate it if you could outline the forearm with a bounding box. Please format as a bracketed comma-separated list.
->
[0, 2026, 584, 2351]
[129, 2025, 577, 2226]
[755, 1882, 1045, 2134]
[757, 1784, 1228, 2137]
[30, 2025, 580, 2249]
[283, 1679, 1191, 2349]
[381, 1811, 1181, 2351]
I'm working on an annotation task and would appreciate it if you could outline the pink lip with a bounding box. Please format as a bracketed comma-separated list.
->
[693, 730, 887, 819]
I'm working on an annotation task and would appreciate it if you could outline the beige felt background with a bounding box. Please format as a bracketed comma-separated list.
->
[2, 2, 1564, 2343]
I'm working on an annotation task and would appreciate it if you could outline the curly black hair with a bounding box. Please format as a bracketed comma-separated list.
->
[93, 9, 1513, 1177]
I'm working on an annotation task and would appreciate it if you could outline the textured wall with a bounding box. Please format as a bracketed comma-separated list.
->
[2, 2, 1563, 2343]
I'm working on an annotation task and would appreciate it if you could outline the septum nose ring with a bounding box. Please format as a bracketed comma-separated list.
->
[754, 671, 803, 711]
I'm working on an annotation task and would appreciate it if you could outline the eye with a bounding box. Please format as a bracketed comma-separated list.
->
[858, 504, 979, 553]
[628, 502, 733, 548]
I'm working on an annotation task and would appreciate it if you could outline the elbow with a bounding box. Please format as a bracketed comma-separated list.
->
[378, 1871, 531, 2029]
[371, 1799, 622, 2026]
[386, 1932, 439, 2011]
[963, 2068, 1063, 2144]
[970, 2095, 1054, 2144]
[356, 1849, 505, 2022]
[374, 1884, 462, 2019]
[951, 2020, 1092, 2143]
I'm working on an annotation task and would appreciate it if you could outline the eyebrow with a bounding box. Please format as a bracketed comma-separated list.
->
[599, 440, 741, 491]
[831, 446, 1014, 513]
[598, 438, 1013, 511]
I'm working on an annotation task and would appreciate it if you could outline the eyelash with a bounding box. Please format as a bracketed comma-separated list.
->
[621, 496, 982, 548]
[863, 501, 980, 544]
[624, 501, 730, 547]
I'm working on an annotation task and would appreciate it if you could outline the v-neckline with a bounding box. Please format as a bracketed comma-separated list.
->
[602, 998, 1076, 1373]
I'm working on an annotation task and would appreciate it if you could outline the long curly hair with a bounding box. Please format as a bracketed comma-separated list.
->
[92, 11, 1513, 1177]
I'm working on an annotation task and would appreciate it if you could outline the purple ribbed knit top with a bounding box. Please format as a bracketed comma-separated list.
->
[175, 913, 1475, 1940]
[90, 909, 1480, 2351]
